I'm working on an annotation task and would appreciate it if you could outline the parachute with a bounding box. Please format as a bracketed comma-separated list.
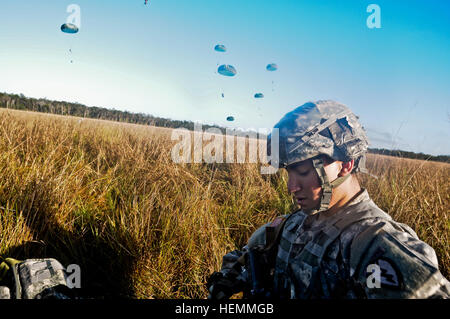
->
[218, 65, 237, 77]
[266, 63, 278, 92]
[214, 44, 227, 52]
[254, 93, 264, 98]
[60, 23, 79, 34]
[226, 116, 235, 122]
[214, 47, 234, 97]
[61, 23, 78, 64]
[266, 63, 278, 71]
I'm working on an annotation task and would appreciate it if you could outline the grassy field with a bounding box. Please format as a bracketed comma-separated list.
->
[0, 109, 448, 298]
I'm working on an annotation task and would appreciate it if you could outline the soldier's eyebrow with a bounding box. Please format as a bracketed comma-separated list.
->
[288, 162, 310, 172]
[288, 162, 302, 170]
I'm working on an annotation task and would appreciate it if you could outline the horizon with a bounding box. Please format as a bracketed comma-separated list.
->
[2, 93, 449, 159]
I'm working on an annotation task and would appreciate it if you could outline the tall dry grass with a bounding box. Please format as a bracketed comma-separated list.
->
[0, 109, 448, 298]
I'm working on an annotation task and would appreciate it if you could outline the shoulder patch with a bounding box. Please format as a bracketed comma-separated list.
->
[366, 258, 402, 288]
[355, 228, 446, 298]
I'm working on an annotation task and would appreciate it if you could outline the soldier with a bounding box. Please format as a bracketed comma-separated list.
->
[207, 100, 450, 299]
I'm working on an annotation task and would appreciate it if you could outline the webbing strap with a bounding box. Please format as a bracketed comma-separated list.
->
[0, 258, 22, 299]
[311, 157, 355, 215]
[312, 158, 331, 214]
[330, 173, 351, 188]
[276, 212, 307, 272]
[311, 157, 351, 214]
[0, 257, 21, 283]
[0, 261, 9, 283]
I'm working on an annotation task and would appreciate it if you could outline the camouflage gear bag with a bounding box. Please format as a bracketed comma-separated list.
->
[0, 257, 73, 299]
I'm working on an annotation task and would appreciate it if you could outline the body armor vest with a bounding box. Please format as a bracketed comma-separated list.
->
[272, 199, 391, 298]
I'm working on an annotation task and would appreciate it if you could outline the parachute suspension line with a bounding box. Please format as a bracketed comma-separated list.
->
[266, 63, 278, 93]
[61, 23, 78, 64]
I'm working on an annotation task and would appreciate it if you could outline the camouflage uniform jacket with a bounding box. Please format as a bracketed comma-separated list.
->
[221, 189, 450, 299]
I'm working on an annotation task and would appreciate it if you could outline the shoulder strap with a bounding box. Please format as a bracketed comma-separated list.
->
[349, 221, 388, 275]
[237, 212, 294, 264]
[264, 214, 291, 251]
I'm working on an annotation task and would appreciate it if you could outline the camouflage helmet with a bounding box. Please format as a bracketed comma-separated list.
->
[267, 100, 369, 171]
[267, 100, 370, 214]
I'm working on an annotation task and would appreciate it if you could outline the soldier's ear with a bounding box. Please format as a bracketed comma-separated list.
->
[340, 160, 354, 176]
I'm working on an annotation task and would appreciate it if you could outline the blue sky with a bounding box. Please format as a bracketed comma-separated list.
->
[1, 0, 449, 155]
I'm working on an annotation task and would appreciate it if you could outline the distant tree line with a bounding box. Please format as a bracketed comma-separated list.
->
[1, 92, 448, 163]
[0, 92, 219, 132]
[367, 148, 449, 164]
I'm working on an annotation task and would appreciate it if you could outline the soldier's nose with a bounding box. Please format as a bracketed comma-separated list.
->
[287, 180, 301, 194]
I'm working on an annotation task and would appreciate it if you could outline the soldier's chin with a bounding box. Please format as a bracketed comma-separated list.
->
[298, 202, 314, 211]
[300, 202, 321, 214]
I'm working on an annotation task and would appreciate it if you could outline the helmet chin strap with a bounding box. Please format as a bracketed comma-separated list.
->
[308, 158, 351, 215]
